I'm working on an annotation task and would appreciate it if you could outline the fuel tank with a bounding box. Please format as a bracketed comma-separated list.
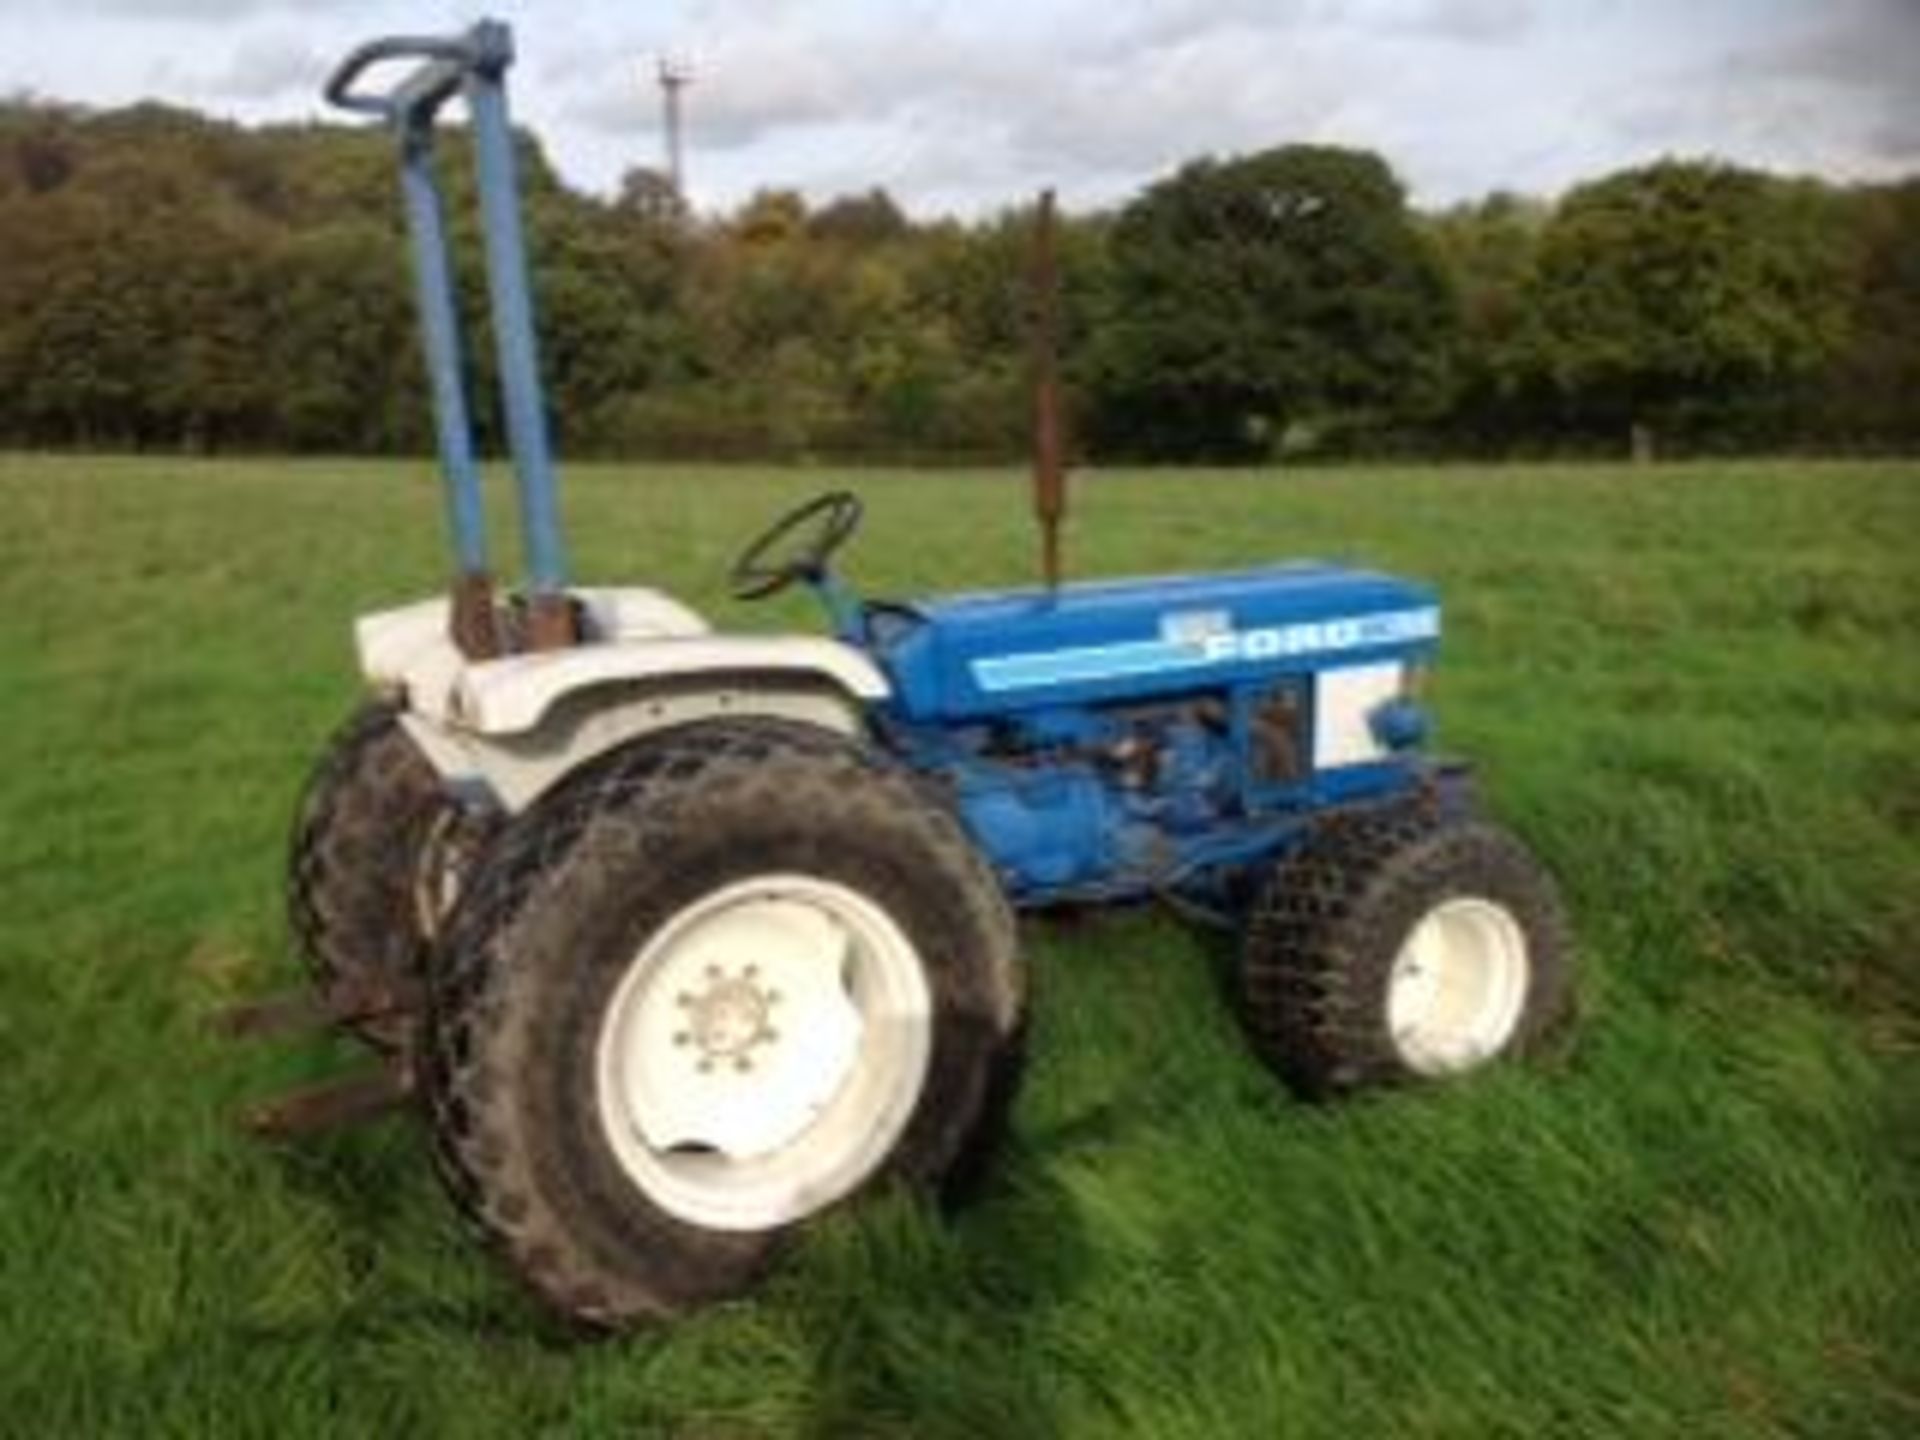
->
[875, 562, 1440, 724]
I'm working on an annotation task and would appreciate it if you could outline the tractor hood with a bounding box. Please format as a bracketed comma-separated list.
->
[876, 562, 1440, 723]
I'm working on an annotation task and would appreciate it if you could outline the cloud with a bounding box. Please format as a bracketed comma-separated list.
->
[1394, 0, 1536, 44]
[52, 0, 380, 15]
[558, 2, 1348, 185]
[1747, 0, 1918, 85]
[1867, 117, 1920, 164]
[1595, 0, 1920, 181]
[1743, 0, 1920, 166]
[562, 1, 1554, 209]
[8, 0, 331, 15]
[0, 0, 1911, 216]
[211, 28, 325, 101]
[559, 8, 1009, 152]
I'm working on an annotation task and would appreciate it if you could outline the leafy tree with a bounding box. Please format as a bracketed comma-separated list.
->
[1087, 144, 1454, 460]
[808, 188, 909, 247]
[264, 221, 422, 451]
[615, 165, 686, 227]
[7, 106, 79, 194]
[1423, 192, 1553, 449]
[535, 194, 690, 446]
[730, 188, 808, 247]
[1813, 179, 1920, 449]
[1522, 159, 1850, 453]
[0, 94, 1909, 462]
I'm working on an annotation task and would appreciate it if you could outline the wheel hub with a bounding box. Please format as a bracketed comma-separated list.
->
[1387, 896, 1531, 1075]
[676, 966, 780, 1072]
[593, 875, 932, 1231]
[410, 805, 492, 942]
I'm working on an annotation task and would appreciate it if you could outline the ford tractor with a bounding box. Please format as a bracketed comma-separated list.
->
[237, 21, 1574, 1330]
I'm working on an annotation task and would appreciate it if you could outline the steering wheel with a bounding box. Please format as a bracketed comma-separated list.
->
[728, 491, 864, 601]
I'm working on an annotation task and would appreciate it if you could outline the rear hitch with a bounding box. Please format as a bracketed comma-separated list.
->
[241, 1064, 413, 1140]
[217, 982, 418, 1138]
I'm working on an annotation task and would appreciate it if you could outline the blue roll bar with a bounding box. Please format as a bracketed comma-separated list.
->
[325, 20, 572, 638]
[396, 141, 487, 577]
[465, 69, 569, 598]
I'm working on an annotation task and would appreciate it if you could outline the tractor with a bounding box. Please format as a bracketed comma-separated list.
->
[241, 21, 1574, 1330]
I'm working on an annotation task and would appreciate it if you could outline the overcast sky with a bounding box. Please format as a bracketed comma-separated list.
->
[2, 0, 1915, 216]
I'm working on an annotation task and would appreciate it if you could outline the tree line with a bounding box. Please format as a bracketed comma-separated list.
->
[0, 98, 1913, 462]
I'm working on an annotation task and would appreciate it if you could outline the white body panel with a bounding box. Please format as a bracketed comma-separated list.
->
[454, 633, 887, 735]
[356, 586, 713, 719]
[1312, 662, 1403, 769]
[354, 589, 889, 812]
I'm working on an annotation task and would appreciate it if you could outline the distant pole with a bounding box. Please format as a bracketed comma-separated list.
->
[657, 56, 692, 203]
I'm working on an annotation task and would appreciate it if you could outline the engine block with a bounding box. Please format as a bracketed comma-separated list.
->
[872, 562, 1442, 904]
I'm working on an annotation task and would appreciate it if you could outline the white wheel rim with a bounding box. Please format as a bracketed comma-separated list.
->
[1386, 897, 1530, 1075]
[594, 874, 932, 1232]
[410, 808, 467, 942]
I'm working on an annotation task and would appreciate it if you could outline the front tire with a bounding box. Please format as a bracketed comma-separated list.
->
[423, 719, 1023, 1329]
[1240, 809, 1573, 1099]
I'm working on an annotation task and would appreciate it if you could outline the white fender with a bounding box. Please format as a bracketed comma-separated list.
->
[451, 633, 888, 735]
[352, 589, 891, 812]
[356, 586, 712, 698]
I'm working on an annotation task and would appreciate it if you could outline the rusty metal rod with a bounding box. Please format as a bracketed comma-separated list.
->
[244, 1065, 414, 1139]
[1030, 188, 1067, 591]
[215, 981, 416, 1041]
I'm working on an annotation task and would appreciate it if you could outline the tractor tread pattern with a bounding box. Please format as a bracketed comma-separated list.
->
[286, 700, 448, 1050]
[1240, 803, 1573, 1098]
[422, 717, 1023, 1330]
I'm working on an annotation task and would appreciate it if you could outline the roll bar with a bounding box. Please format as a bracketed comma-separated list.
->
[324, 19, 574, 654]
[324, 27, 507, 124]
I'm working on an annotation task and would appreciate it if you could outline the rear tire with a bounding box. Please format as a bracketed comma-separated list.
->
[1239, 809, 1573, 1099]
[287, 701, 482, 1050]
[423, 718, 1024, 1329]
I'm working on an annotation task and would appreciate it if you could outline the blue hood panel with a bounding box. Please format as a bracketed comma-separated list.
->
[878, 562, 1440, 723]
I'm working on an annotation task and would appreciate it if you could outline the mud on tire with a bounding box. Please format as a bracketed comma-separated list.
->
[423, 718, 1024, 1330]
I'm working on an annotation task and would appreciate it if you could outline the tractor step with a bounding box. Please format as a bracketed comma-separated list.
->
[243, 1064, 413, 1139]
[219, 984, 420, 1138]
[216, 982, 414, 1040]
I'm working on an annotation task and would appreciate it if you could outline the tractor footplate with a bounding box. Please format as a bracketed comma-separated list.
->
[243, 1064, 413, 1139]
[219, 984, 420, 1137]
[216, 983, 415, 1040]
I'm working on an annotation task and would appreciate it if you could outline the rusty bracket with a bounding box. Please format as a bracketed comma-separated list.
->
[218, 982, 421, 1138]
[1030, 188, 1067, 590]
[521, 589, 579, 650]
[243, 1063, 414, 1139]
[216, 980, 414, 1041]
[449, 569, 503, 660]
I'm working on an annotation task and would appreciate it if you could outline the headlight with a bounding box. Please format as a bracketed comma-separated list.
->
[1369, 696, 1429, 751]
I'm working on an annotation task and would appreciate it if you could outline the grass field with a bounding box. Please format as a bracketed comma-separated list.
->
[1, 454, 1916, 1437]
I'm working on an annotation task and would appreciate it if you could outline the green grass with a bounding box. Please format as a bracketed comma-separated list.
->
[1, 454, 1916, 1437]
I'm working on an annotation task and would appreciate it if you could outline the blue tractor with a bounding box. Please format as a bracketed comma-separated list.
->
[270, 22, 1573, 1329]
